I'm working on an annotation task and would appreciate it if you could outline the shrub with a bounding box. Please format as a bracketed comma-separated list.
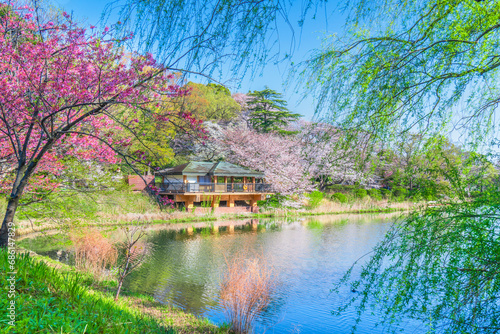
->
[257, 194, 284, 208]
[380, 188, 391, 199]
[326, 184, 356, 194]
[367, 189, 382, 200]
[354, 188, 368, 199]
[470, 191, 481, 198]
[392, 186, 408, 199]
[220, 255, 275, 334]
[307, 191, 324, 209]
[331, 192, 348, 203]
[72, 231, 117, 281]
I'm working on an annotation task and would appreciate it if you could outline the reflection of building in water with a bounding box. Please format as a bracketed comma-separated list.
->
[121, 214, 398, 326]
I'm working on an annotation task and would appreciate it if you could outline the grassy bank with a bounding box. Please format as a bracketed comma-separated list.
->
[9, 189, 418, 236]
[0, 250, 226, 333]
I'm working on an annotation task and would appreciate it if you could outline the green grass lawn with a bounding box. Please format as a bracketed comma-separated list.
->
[0, 250, 224, 334]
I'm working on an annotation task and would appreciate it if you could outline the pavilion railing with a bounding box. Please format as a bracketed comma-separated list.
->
[155, 182, 272, 193]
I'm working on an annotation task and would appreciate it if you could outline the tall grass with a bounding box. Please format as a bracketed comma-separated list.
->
[311, 197, 414, 214]
[72, 230, 117, 281]
[220, 255, 276, 333]
[0, 250, 172, 333]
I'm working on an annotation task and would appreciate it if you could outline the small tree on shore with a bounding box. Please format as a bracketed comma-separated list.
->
[115, 226, 149, 300]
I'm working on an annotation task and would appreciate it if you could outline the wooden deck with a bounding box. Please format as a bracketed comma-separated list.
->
[156, 182, 272, 194]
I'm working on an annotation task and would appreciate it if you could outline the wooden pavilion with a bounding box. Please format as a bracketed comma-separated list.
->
[155, 161, 273, 211]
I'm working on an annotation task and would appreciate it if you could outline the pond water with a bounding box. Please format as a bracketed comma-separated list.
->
[20, 214, 425, 333]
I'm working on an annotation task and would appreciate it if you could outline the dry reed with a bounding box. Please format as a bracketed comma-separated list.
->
[220, 255, 276, 334]
[310, 198, 414, 213]
[72, 230, 117, 281]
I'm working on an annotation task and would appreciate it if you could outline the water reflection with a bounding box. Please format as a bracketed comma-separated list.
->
[122, 214, 410, 333]
[21, 213, 424, 333]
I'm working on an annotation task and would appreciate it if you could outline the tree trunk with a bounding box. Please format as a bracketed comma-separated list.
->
[115, 252, 131, 300]
[0, 166, 31, 248]
[0, 196, 21, 247]
[115, 276, 125, 301]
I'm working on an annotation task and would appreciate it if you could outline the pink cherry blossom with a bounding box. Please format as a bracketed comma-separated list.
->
[0, 3, 200, 245]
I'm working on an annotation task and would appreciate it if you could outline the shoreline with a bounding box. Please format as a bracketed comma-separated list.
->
[9, 249, 226, 333]
[15, 202, 416, 237]
[12, 204, 418, 333]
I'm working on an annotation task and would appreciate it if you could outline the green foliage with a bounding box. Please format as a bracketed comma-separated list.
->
[303, 0, 500, 143]
[15, 186, 160, 222]
[182, 82, 241, 121]
[470, 190, 482, 198]
[115, 99, 178, 170]
[301, 1, 500, 330]
[307, 191, 324, 209]
[380, 188, 391, 199]
[0, 251, 171, 333]
[330, 192, 347, 203]
[367, 189, 382, 200]
[257, 194, 285, 208]
[247, 87, 301, 134]
[335, 191, 500, 333]
[353, 188, 367, 199]
[391, 186, 407, 199]
[410, 185, 442, 201]
[326, 184, 356, 194]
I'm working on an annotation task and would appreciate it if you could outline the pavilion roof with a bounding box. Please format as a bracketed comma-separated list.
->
[156, 161, 265, 178]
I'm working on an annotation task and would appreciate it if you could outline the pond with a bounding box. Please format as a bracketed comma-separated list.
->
[20, 213, 424, 333]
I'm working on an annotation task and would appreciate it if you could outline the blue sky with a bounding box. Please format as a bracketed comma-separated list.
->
[53, 0, 347, 120]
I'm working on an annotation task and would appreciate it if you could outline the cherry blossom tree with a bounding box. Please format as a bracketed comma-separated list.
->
[221, 128, 313, 194]
[296, 121, 368, 189]
[173, 121, 225, 162]
[220, 122, 373, 194]
[0, 4, 194, 247]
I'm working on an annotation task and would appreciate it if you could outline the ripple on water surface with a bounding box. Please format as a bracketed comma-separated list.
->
[22, 214, 426, 333]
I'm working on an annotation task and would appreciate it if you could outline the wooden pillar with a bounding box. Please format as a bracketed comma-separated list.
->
[228, 225, 235, 233]
[250, 194, 259, 207]
[252, 177, 255, 192]
[186, 197, 194, 210]
[212, 225, 219, 233]
[187, 226, 194, 235]
[228, 196, 235, 207]
[211, 196, 219, 208]
[197, 176, 200, 183]
[183, 175, 187, 183]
